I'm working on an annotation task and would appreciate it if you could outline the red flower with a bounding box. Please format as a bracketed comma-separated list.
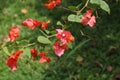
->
[39, 52, 51, 63]
[56, 29, 74, 44]
[6, 50, 23, 71]
[44, 0, 61, 9]
[30, 48, 38, 60]
[53, 41, 68, 57]
[8, 26, 20, 42]
[41, 20, 50, 29]
[56, 0, 61, 5]
[44, 1, 56, 9]
[22, 18, 41, 29]
[81, 9, 96, 27]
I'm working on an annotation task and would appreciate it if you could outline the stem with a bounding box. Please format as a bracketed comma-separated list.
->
[20, 42, 36, 49]
[39, 29, 48, 37]
[77, 0, 90, 15]
[48, 34, 56, 38]
[59, 6, 77, 13]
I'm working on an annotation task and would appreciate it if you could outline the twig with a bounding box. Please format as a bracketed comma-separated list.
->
[39, 29, 48, 37]
[59, 6, 77, 13]
[77, 0, 90, 15]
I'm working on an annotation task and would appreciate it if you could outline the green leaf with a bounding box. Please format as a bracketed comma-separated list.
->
[68, 14, 82, 23]
[56, 21, 64, 27]
[90, 0, 101, 5]
[2, 47, 10, 55]
[90, 0, 110, 14]
[44, 30, 50, 34]
[100, 0, 110, 14]
[67, 43, 73, 49]
[68, 6, 77, 11]
[37, 36, 51, 44]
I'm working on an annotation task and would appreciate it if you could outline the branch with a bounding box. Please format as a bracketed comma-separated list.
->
[77, 0, 90, 15]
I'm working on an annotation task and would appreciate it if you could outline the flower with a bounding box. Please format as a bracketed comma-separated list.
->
[56, 29, 74, 44]
[30, 48, 38, 60]
[81, 9, 96, 27]
[22, 18, 41, 29]
[8, 26, 20, 42]
[6, 50, 23, 71]
[21, 8, 28, 14]
[44, 1, 56, 9]
[53, 41, 68, 57]
[39, 52, 51, 63]
[44, 0, 61, 9]
[41, 20, 50, 29]
[55, 0, 61, 5]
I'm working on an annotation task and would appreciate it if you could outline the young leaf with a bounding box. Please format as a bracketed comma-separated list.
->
[56, 21, 64, 27]
[37, 36, 51, 44]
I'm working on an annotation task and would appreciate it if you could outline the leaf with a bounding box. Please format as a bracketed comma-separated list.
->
[2, 47, 10, 55]
[67, 43, 73, 49]
[68, 6, 77, 11]
[100, 0, 110, 14]
[37, 36, 51, 44]
[68, 14, 82, 23]
[90, 0, 110, 14]
[44, 30, 50, 34]
[56, 21, 64, 27]
[90, 0, 101, 5]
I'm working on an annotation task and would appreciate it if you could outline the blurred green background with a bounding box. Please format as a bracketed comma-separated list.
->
[0, 0, 120, 80]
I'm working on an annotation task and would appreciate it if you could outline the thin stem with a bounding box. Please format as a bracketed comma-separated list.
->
[48, 34, 56, 38]
[20, 42, 36, 49]
[77, 0, 90, 15]
[39, 29, 48, 37]
[59, 6, 77, 13]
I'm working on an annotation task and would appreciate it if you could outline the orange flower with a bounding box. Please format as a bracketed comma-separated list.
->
[41, 20, 50, 29]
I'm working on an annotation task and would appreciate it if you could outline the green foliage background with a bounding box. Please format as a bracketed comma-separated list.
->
[0, 0, 120, 80]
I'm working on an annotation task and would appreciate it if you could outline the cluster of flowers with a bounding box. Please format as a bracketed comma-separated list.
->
[6, 18, 74, 71]
[6, 0, 96, 71]
[54, 29, 74, 57]
[44, 0, 61, 9]
[8, 18, 50, 42]
[44, 0, 96, 27]
[6, 49, 51, 71]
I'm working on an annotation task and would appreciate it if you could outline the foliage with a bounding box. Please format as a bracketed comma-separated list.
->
[0, 0, 120, 80]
